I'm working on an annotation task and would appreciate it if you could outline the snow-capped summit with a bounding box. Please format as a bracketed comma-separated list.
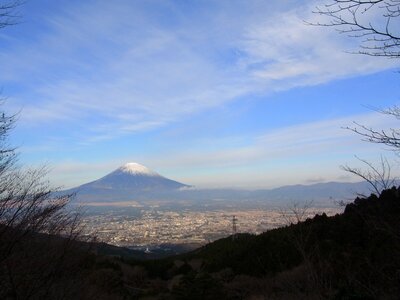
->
[65, 162, 190, 202]
[119, 162, 159, 176]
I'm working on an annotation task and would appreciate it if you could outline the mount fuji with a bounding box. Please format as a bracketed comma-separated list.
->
[64, 162, 378, 206]
[65, 162, 190, 202]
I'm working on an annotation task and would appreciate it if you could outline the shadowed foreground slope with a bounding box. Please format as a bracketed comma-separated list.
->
[1, 187, 399, 299]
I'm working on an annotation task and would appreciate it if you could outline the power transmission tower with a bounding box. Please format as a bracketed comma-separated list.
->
[232, 215, 238, 240]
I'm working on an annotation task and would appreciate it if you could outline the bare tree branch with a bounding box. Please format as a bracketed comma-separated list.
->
[0, 0, 23, 29]
[308, 0, 400, 58]
[343, 105, 400, 153]
[341, 155, 396, 196]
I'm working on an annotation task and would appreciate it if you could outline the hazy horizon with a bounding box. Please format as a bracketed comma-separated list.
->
[59, 161, 369, 191]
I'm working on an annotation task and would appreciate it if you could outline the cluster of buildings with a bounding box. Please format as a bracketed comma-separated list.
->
[81, 207, 342, 248]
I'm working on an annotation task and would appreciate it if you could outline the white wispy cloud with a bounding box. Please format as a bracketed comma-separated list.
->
[150, 111, 398, 167]
[1, 0, 397, 146]
[47, 110, 399, 188]
[240, 4, 397, 88]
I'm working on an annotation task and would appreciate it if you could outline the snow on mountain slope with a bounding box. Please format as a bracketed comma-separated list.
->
[66, 162, 190, 202]
[119, 162, 159, 176]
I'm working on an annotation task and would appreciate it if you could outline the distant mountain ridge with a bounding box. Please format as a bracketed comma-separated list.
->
[62, 162, 384, 206]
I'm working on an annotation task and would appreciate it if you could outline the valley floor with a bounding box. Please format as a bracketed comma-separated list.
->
[81, 206, 342, 248]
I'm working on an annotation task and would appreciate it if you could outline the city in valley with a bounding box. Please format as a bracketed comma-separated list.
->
[71, 163, 363, 251]
[81, 206, 342, 249]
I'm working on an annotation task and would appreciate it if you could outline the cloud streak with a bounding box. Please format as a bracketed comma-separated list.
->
[47, 111, 399, 189]
[1, 1, 398, 189]
[0, 0, 397, 145]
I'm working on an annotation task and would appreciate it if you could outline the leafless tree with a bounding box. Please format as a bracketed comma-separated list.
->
[0, 8, 90, 297]
[279, 202, 334, 298]
[0, 109, 92, 299]
[0, 2, 106, 299]
[341, 155, 397, 196]
[280, 200, 314, 225]
[309, 2, 400, 193]
[0, 0, 22, 29]
[310, 2, 400, 146]
[345, 107, 400, 152]
[339, 106, 400, 195]
[309, 0, 400, 58]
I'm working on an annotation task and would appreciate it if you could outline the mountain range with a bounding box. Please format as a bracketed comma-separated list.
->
[64, 162, 375, 206]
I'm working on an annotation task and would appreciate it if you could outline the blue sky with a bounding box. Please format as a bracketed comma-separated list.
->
[0, 0, 399, 189]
